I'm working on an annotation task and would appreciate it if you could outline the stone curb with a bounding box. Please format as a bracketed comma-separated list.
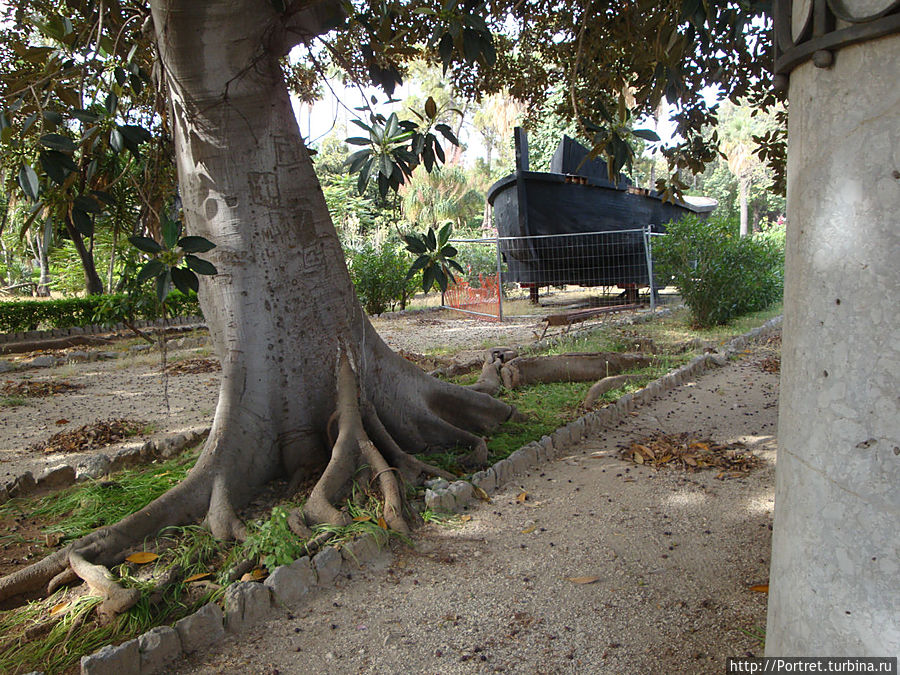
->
[0, 427, 212, 507]
[0, 315, 205, 346]
[423, 313, 784, 514]
[76, 313, 782, 675]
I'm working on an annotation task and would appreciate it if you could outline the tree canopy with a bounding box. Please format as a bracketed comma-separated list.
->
[1, 0, 784, 254]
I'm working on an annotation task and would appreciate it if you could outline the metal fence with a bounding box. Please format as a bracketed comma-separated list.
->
[443, 227, 666, 321]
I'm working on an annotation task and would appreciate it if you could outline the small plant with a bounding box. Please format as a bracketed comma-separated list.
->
[0, 395, 27, 407]
[129, 216, 217, 303]
[404, 222, 464, 293]
[242, 506, 310, 571]
[653, 214, 783, 328]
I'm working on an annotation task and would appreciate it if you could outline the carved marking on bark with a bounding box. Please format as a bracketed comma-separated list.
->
[274, 135, 302, 166]
[249, 172, 280, 207]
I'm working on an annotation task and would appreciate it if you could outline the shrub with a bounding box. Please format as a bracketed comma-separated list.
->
[347, 242, 419, 315]
[0, 291, 201, 334]
[653, 214, 784, 327]
[455, 241, 500, 287]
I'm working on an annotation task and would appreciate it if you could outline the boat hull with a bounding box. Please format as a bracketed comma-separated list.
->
[487, 171, 714, 288]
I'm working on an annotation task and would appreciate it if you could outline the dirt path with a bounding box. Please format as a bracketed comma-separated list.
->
[181, 342, 778, 674]
[0, 309, 621, 483]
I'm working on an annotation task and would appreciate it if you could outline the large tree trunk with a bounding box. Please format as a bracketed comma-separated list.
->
[0, 0, 514, 610]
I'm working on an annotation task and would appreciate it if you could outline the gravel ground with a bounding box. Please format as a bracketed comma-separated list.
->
[180, 343, 778, 674]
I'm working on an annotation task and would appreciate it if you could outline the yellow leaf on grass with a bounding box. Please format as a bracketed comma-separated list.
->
[517, 492, 528, 503]
[567, 576, 601, 584]
[460, 515, 472, 522]
[377, 517, 388, 530]
[749, 584, 769, 593]
[352, 515, 372, 522]
[49, 602, 69, 616]
[126, 552, 159, 564]
[184, 572, 212, 583]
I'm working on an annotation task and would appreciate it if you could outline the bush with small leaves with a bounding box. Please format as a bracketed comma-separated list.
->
[653, 214, 783, 327]
[347, 241, 419, 316]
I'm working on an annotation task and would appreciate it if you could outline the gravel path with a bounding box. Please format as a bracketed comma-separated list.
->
[181, 343, 778, 674]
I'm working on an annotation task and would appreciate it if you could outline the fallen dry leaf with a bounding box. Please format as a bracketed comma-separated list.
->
[184, 572, 212, 583]
[54, 419, 69, 425]
[352, 515, 372, 522]
[472, 486, 491, 502]
[567, 576, 601, 584]
[521, 525, 536, 534]
[1, 379, 84, 398]
[126, 551, 159, 564]
[49, 602, 70, 616]
[621, 432, 760, 476]
[516, 491, 528, 503]
[460, 515, 472, 523]
[30, 418, 146, 454]
[749, 584, 769, 593]
[377, 516, 388, 530]
[241, 568, 266, 582]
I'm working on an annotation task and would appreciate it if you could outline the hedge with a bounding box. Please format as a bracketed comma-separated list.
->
[0, 292, 202, 334]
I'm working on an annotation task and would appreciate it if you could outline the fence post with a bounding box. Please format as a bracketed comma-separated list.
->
[494, 215, 504, 322]
[643, 226, 656, 313]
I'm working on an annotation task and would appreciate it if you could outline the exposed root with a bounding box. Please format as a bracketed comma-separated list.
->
[583, 373, 644, 408]
[305, 353, 410, 530]
[500, 352, 652, 389]
[68, 550, 141, 620]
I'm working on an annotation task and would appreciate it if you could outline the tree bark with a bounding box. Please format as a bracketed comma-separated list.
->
[63, 222, 104, 295]
[0, 0, 514, 609]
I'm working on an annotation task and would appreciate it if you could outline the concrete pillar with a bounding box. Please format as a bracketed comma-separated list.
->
[766, 34, 900, 654]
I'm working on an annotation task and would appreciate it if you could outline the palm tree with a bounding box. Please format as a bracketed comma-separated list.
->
[400, 165, 483, 232]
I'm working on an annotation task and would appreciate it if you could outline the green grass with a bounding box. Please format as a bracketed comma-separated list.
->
[0, 395, 27, 407]
[0, 451, 199, 542]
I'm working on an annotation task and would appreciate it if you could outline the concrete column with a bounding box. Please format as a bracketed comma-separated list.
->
[766, 34, 900, 655]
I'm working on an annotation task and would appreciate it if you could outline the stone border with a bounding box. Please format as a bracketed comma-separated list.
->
[0, 427, 211, 506]
[0, 315, 205, 346]
[70, 314, 783, 675]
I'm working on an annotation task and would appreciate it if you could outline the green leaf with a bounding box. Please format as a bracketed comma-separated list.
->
[18, 164, 39, 201]
[72, 108, 99, 123]
[424, 96, 437, 119]
[42, 110, 63, 126]
[406, 254, 430, 279]
[403, 234, 427, 255]
[171, 266, 199, 295]
[156, 269, 171, 303]
[129, 235, 162, 254]
[40, 151, 75, 185]
[162, 218, 181, 249]
[105, 92, 118, 116]
[425, 227, 437, 250]
[178, 236, 215, 253]
[440, 244, 458, 257]
[185, 255, 217, 275]
[137, 259, 165, 284]
[71, 209, 93, 237]
[438, 222, 452, 247]
[110, 128, 124, 153]
[422, 265, 436, 292]
[632, 128, 661, 142]
[73, 195, 102, 213]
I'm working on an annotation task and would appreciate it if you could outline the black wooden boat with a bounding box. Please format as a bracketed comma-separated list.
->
[487, 129, 716, 289]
